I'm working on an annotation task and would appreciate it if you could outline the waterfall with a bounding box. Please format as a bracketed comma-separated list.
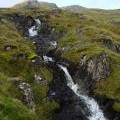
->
[58, 64, 107, 120]
[29, 19, 41, 37]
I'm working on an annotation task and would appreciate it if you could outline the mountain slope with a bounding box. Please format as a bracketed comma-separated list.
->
[0, 3, 120, 120]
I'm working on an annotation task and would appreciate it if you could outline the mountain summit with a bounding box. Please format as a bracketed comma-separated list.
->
[62, 5, 86, 12]
[14, 0, 59, 10]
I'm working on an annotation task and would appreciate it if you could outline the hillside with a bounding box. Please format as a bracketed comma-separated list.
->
[62, 5, 86, 12]
[0, 2, 120, 120]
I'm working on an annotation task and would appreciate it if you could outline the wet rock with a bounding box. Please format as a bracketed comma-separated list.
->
[18, 82, 35, 111]
[101, 38, 120, 54]
[49, 41, 57, 49]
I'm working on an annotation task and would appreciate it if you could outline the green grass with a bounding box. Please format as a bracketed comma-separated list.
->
[113, 102, 120, 112]
[0, 95, 39, 120]
[0, 10, 59, 120]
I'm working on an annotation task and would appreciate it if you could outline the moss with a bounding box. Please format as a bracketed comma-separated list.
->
[28, 52, 38, 59]
[113, 102, 120, 112]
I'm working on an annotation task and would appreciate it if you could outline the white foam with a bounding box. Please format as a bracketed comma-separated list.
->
[50, 41, 57, 47]
[29, 26, 38, 37]
[29, 19, 41, 37]
[43, 56, 54, 63]
[58, 65, 107, 120]
[35, 19, 41, 26]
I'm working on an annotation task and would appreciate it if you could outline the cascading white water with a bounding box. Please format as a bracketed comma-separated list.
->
[43, 55, 54, 63]
[29, 19, 41, 37]
[58, 65, 107, 120]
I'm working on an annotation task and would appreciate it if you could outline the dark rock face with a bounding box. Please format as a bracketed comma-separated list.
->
[101, 38, 120, 54]
[49, 66, 89, 120]
[74, 52, 110, 93]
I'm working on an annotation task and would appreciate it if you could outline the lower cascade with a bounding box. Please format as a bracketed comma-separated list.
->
[58, 64, 108, 120]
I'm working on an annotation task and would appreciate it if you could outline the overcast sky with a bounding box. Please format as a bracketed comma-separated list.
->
[0, 0, 120, 9]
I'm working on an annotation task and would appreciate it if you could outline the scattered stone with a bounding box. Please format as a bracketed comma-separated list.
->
[3, 45, 17, 51]
[34, 74, 46, 84]
[61, 46, 70, 51]
[32, 59, 36, 63]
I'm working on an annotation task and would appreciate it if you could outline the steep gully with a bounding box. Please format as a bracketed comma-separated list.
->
[29, 18, 107, 120]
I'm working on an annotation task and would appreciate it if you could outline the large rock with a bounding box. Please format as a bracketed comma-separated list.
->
[74, 52, 110, 92]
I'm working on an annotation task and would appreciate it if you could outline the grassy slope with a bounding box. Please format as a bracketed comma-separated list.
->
[0, 7, 120, 119]
[0, 9, 59, 120]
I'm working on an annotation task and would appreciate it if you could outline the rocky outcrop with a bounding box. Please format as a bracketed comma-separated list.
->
[74, 52, 110, 93]
[101, 38, 120, 54]
[18, 82, 35, 111]
[13, 78, 35, 111]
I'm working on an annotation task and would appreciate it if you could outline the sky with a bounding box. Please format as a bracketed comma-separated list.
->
[0, 0, 120, 9]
